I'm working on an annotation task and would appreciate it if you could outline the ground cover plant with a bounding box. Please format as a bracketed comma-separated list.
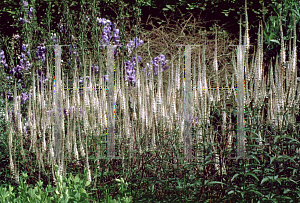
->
[0, 0, 300, 202]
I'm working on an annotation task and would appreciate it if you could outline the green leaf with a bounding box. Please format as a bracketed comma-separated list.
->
[166, 5, 174, 12]
[206, 181, 226, 186]
[249, 190, 263, 197]
[228, 190, 234, 195]
[245, 173, 259, 181]
[270, 154, 277, 165]
[277, 155, 296, 163]
[284, 189, 292, 194]
[231, 173, 240, 182]
[261, 177, 271, 185]
[74, 175, 80, 183]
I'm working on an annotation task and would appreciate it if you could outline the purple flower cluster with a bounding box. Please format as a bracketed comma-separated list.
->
[68, 44, 80, 65]
[143, 54, 169, 78]
[7, 91, 31, 105]
[19, 2, 34, 23]
[91, 64, 99, 74]
[190, 116, 199, 127]
[126, 37, 143, 56]
[97, 18, 120, 56]
[103, 75, 108, 81]
[9, 44, 31, 80]
[23, 1, 28, 7]
[51, 33, 59, 44]
[28, 7, 34, 19]
[62, 106, 84, 118]
[124, 55, 142, 85]
[18, 18, 29, 25]
[36, 44, 46, 63]
[58, 23, 67, 33]
[0, 50, 8, 70]
[97, 18, 112, 27]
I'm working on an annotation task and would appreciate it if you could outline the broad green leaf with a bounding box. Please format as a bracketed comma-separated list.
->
[261, 177, 271, 185]
[231, 173, 240, 182]
[270, 154, 277, 165]
[277, 155, 296, 163]
[245, 173, 259, 181]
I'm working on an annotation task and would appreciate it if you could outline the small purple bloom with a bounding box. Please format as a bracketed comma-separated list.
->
[103, 75, 109, 81]
[13, 34, 20, 39]
[28, 7, 34, 18]
[18, 18, 28, 25]
[126, 37, 143, 55]
[132, 55, 142, 64]
[51, 33, 58, 44]
[23, 1, 28, 7]
[20, 92, 29, 104]
[36, 44, 46, 62]
[0, 50, 8, 69]
[22, 44, 28, 52]
[91, 65, 99, 73]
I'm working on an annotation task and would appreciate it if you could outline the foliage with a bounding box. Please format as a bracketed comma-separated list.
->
[261, 0, 300, 68]
[0, 166, 132, 202]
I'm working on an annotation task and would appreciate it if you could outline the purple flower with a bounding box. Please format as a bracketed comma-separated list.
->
[189, 116, 198, 127]
[36, 44, 46, 62]
[18, 18, 28, 25]
[132, 55, 142, 65]
[143, 54, 168, 77]
[23, 121, 29, 134]
[63, 108, 68, 117]
[28, 7, 34, 18]
[11, 92, 29, 105]
[22, 44, 28, 52]
[13, 35, 20, 40]
[25, 61, 31, 70]
[112, 29, 120, 44]
[97, 18, 105, 26]
[103, 75, 109, 81]
[0, 50, 8, 69]
[124, 59, 137, 85]
[57, 22, 67, 33]
[20, 92, 29, 104]
[97, 18, 111, 27]
[101, 26, 112, 45]
[51, 33, 58, 44]
[20, 53, 26, 60]
[6, 91, 14, 102]
[68, 44, 80, 64]
[23, 1, 28, 7]
[126, 37, 143, 55]
[91, 65, 99, 73]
